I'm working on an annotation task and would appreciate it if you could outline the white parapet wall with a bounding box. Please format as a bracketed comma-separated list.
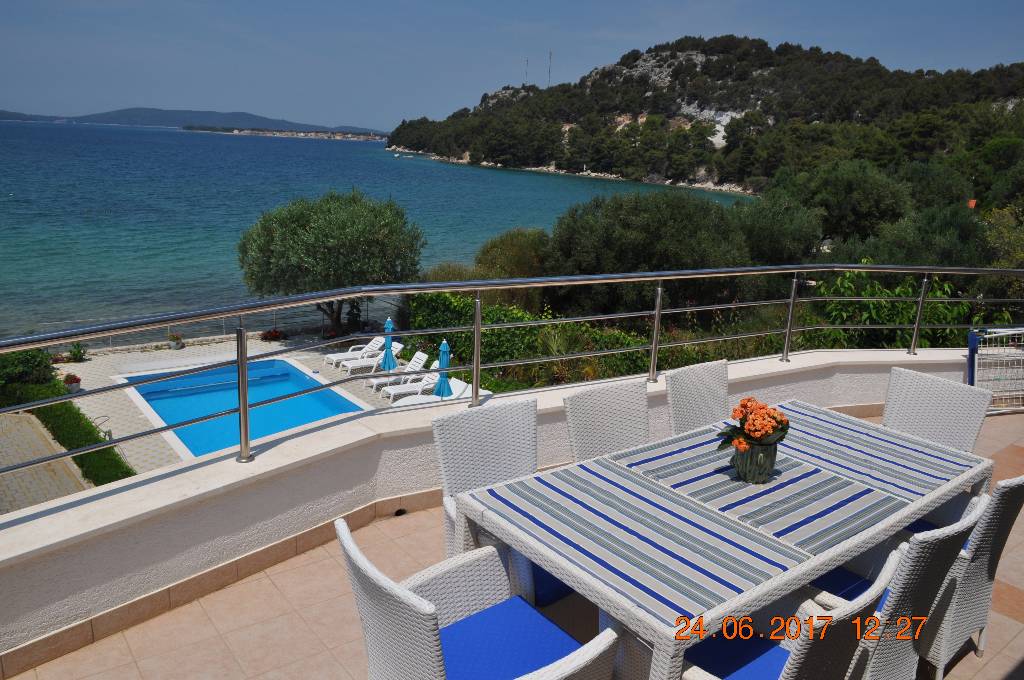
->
[0, 348, 968, 658]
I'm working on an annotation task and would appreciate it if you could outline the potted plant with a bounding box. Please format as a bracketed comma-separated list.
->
[167, 333, 185, 350]
[63, 373, 82, 393]
[717, 397, 790, 484]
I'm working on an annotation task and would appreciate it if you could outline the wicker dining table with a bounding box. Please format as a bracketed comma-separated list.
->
[455, 400, 993, 680]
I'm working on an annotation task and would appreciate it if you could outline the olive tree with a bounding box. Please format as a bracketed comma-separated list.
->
[238, 191, 425, 332]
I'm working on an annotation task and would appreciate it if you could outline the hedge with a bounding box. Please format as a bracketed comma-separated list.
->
[0, 380, 136, 485]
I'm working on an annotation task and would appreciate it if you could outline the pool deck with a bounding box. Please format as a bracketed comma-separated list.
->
[49, 337, 396, 473]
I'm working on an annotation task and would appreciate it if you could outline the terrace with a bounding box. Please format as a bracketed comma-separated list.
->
[1, 264, 1023, 679]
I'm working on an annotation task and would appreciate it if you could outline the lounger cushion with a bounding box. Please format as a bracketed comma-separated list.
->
[440, 595, 580, 679]
[684, 633, 790, 679]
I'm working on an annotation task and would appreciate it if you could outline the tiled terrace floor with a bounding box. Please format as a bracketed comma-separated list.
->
[13, 414, 1024, 680]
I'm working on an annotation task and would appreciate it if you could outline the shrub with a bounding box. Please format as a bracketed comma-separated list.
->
[0, 349, 56, 386]
[68, 342, 87, 363]
[260, 328, 288, 342]
[0, 380, 135, 485]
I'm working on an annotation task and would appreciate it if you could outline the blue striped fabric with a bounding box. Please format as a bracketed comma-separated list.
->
[611, 423, 910, 554]
[470, 456, 809, 625]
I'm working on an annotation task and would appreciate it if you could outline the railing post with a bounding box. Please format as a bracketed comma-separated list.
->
[780, 274, 800, 362]
[648, 281, 664, 382]
[908, 274, 931, 355]
[471, 290, 482, 407]
[236, 327, 252, 462]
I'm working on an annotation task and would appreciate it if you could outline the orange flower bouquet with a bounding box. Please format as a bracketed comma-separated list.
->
[717, 397, 789, 483]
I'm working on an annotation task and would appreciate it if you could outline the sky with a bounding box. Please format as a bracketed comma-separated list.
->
[2, 0, 1023, 131]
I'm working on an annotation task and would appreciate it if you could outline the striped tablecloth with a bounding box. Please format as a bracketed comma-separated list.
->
[458, 400, 991, 680]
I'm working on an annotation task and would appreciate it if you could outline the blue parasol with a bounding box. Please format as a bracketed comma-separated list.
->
[433, 338, 453, 398]
[380, 317, 398, 372]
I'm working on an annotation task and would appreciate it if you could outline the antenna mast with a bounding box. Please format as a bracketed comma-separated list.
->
[525, 57, 529, 83]
[548, 51, 552, 87]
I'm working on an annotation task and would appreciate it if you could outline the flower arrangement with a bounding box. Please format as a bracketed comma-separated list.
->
[260, 328, 288, 342]
[167, 333, 185, 349]
[63, 373, 82, 392]
[717, 397, 789, 483]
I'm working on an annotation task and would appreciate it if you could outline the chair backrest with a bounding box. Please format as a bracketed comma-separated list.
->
[882, 367, 992, 452]
[563, 380, 650, 461]
[432, 399, 538, 496]
[664, 360, 729, 435]
[360, 336, 385, 355]
[964, 473, 1024, 596]
[335, 519, 444, 680]
[405, 351, 428, 374]
[865, 495, 990, 679]
[782, 549, 901, 680]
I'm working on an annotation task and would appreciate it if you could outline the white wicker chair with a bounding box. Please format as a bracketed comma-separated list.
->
[883, 367, 992, 453]
[563, 379, 650, 462]
[664, 360, 729, 435]
[433, 399, 539, 557]
[681, 549, 901, 680]
[921, 474, 1024, 679]
[811, 495, 990, 680]
[336, 519, 617, 680]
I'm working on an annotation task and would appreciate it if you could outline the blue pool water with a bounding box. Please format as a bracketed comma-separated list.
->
[127, 359, 361, 456]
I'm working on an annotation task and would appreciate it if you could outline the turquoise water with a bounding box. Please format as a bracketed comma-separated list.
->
[0, 121, 744, 338]
[126, 359, 361, 456]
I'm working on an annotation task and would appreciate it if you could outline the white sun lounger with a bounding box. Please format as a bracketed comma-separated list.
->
[381, 362, 439, 402]
[323, 337, 384, 368]
[339, 342, 404, 375]
[391, 377, 493, 406]
[367, 351, 428, 390]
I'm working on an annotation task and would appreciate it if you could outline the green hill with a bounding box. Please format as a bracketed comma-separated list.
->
[389, 35, 1024, 192]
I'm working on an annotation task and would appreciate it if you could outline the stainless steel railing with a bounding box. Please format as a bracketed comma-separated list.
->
[1, 263, 1022, 476]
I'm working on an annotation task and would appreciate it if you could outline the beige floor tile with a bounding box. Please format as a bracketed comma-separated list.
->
[199, 577, 293, 635]
[268, 556, 351, 610]
[971, 650, 1024, 679]
[947, 648, 989, 679]
[357, 541, 423, 582]
[349, 524, 391, 550]
[265, 546, 332, 576]
[35, 633, 134, 680]
[122, 602, 221, 661]
[373, 511, 441, 540]
[221, 612, 326, 677]
[331, 639, 367, 680]
[252, 650, 351, 680]
[393, 526, 445, 568]
[81, 663, 142, 680]
[997, 544, 1024, 592]
[5, 671, 37, 680]
[977, 612, 1024, 659]
[300, 593, 364, 649]
[136, 636, 245, 680]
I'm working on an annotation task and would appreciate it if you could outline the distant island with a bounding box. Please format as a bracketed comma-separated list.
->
[0, 107, 387, 136]
[184, 125, 386, 142]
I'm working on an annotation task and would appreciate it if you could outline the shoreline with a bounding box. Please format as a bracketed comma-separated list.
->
[386, 145, 756, 197]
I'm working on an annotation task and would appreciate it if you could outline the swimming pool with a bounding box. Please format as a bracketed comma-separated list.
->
[124, 359, 363, 457]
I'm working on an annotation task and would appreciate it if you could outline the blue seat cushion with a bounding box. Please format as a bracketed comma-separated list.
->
[812, 566, 874, 600]
[685, 633, 790, 679]
[812, 567, 890, 612]
[440, 596, 580, 679]
[533, 564, 573, 606]
[905, 518, 938, 533]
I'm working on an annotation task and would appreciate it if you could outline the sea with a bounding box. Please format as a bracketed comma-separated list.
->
[0, 121, 744, 340]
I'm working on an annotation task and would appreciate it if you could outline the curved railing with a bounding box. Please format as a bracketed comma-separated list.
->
[1, 263, 1022, 475]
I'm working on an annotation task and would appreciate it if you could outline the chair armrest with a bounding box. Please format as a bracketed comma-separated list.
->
[681, 663, 724, 680]
[402, 545, 511, 627]
[520, 628, 618, 680]
[443, 495, 475, 557]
